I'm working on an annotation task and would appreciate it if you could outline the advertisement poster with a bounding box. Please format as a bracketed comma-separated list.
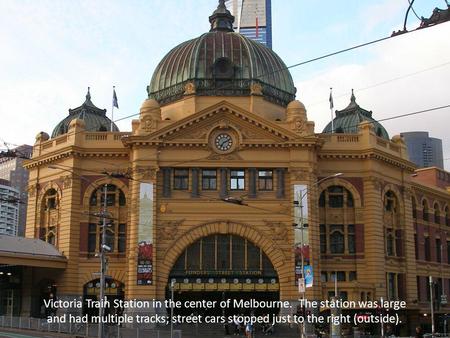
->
[304, 265, 313, 288]
[137, 183, 153, 285]
[294, 184, 309, 282]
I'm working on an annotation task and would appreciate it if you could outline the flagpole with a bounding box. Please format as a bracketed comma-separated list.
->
[329, 87, 334, 133]
[111, 86, 115, 132]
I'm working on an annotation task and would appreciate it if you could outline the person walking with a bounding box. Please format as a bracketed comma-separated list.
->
[245, 322, 253, 338]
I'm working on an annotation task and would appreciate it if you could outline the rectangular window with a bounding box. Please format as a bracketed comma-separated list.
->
[258, 170, 273, 191]
[414, 234, 418, 259]
[349, 271, 357, 281]
[436, 239, 441, 263]
[447, 241, 450, 263]
[230, 170, 245, 190]
[320, 272, 328, 282]
[202, 170, 217, 190]
[424, 237, 430, 261]
[320, 224, 327, 254]
[118, 223, 126, 253]
[387, 272, 398, 300]
[174, 169, 189, 190]
[330, 225, 344, 254]
[348, 224, 355, 254]
[88, 223, 97, 253]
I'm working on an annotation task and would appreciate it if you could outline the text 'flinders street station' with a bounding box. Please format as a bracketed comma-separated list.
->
[1, 1, 449, 336]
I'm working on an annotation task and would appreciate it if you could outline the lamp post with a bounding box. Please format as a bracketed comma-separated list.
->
[294, 173, 342, 338]
[430, 276, 435, 336]
[48, 165, 111, 338]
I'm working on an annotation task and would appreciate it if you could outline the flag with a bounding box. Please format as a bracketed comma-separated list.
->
[113, 87, 119, 109]
[329, 88, 334, 110]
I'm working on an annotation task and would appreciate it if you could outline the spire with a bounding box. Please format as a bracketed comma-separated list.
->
[209, 0, 235, 32]
[84, 87, 94, 106]
[350, 89, 356, 103]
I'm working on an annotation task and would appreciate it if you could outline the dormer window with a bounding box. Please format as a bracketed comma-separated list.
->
[213, 57, 234, 79]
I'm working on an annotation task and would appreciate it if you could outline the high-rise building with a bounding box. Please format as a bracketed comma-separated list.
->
[0, 179, 20, 236]
[225, 0, 272, 48]
[400, 131, 444, 169]
[0, 144, 32, 236]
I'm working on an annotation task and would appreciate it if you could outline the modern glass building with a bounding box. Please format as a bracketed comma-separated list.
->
[400, 131, 444, 169]
[225, 0, 272, 48]
[0, 179, 19, 236]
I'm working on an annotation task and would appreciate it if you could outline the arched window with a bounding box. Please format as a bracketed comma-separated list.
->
[434, 203, 441, 224]
[89, 185, 126, 207]
[384, 191, 401, 257]
[85, 184, 127, 255]
[385, 191, 397, 212]
[422, 200, 429, 221]
[40, 188, 60, 246]
[319, 185, 354, 208]
[44, 188, 58, 210]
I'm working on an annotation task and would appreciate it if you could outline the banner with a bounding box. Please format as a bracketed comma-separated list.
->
[304, 265, 313, 288]
[294, 184, 309, 283]
[137, 183, 153, 285]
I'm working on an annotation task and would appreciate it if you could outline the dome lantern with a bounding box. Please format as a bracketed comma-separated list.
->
[209, 0, 235, 32]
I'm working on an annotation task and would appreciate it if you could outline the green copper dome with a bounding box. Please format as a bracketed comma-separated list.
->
[323, 90, 389, 140]
[147, 1, 296, 107]
[51, 88, 119, 138]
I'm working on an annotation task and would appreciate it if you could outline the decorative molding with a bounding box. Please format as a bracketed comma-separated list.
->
[183, 81, 196, 95]
[206, 152, 243, 161]
[290, 168, 310, 181]
[61, 175, 72, 189]
[250, 82, 263, 96]
[158, 219, 185, 240]
[264, 221, 289, 240]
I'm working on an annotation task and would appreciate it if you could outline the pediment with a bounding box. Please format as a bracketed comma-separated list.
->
[131, 101, 300, 146]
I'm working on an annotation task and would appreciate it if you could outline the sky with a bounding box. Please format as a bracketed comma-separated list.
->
[0, 0, 449, 169]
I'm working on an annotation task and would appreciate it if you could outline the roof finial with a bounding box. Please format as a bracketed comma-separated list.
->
[86, 87, 91, 101]
[350, 89, 356, 103]
[209, 0, 235, 32]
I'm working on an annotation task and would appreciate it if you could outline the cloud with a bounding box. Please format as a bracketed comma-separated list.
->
[297, 22, 450, 169]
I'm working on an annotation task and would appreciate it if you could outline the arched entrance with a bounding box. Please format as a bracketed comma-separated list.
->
[83, 278, 124, 319]
[167, 234, 279, 316]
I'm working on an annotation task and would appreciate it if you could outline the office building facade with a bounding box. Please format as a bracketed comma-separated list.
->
[225, 0, 272, 48]
[401, 131, 444, 169]
[0, 144, 32, 236]
[0, 179, 20, 236]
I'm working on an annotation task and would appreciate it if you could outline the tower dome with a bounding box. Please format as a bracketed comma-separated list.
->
[323, 90, 389, 139]
[147, 1, 296, 107]
[51, 88, 119, 138]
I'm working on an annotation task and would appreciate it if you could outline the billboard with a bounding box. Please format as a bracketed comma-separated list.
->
[137, 183, 153, 285]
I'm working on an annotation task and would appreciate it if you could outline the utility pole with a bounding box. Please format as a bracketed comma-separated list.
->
[430, 276, 435, 336]
[98, 184, 108, 338]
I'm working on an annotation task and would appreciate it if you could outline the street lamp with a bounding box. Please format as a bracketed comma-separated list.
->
[48, 165, 110, 338]
[294, 173, 342, 338]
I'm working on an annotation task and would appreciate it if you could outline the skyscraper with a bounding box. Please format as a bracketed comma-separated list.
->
[0, 179, 19, 236]
[400, 131, 444, 169]
[225, 0, 272, 48]
[0, 144, 32, 236]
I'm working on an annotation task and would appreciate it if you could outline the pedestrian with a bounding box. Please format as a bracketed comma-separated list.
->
[414, 326, 424, 338]
[245, 322, 253, 338]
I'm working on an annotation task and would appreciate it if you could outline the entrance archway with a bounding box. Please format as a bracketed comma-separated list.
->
[83, 278, 124, 318]
[167, 234, 280, 316]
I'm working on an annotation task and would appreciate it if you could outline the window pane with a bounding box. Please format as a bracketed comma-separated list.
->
[174, 169, 189, 190]
[217, 235, 230, 269]
[187, 241, 200, 270]
[202, 170, 217, 190]
[119, 190, 126, 206]
[202, 236, 215, 270]
[247, 241, 260, 271]
[330, 231, 344, 253]
[232, 236, 245, 269]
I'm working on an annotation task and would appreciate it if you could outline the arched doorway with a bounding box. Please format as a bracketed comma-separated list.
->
[167, 234, 279, 316]
[83, 278, 124, 319]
